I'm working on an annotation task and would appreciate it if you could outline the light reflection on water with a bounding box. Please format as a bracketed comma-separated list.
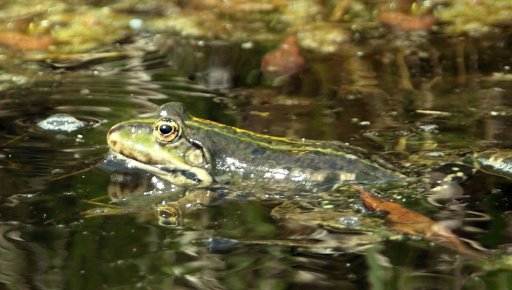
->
[0, 35, 512, 289]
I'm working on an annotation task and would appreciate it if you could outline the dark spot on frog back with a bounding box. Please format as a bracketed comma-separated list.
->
[319, 172, 341, 189]
[251, 147, 267, 156]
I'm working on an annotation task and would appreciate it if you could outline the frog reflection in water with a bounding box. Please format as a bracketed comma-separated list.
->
[105, 102, 447, 226]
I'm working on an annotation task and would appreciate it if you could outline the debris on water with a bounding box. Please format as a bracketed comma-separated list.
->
[378, 11, 436, 32]
[0, 73, 29, 90]
[37, 113, 86, 132]
[490, 111, 506, 116]
[339, 216, 362, 228]
[0, 31, 52, 51]
[415, 110, 452, 116]
[296, 24, 350, 54]
[51, 168, 65, 174]
[418, 123, 438, 133]
[424, 151, 444, 157]
[241, 41, 253, 49]
[129, 18, 144, 30]
[486, 73, 512, 81]
[354, 185, 484, 257]
[435, 0, 512, 36]
[205, 237, 240, 251]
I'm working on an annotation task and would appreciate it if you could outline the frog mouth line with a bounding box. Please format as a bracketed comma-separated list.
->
[106, 150, 213, 187]
[107, 150, 168, 175]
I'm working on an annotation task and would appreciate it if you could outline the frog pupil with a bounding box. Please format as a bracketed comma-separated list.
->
[159, 124, 173, 135]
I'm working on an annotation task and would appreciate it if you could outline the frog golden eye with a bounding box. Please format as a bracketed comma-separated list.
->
[153, 119, 181, 143]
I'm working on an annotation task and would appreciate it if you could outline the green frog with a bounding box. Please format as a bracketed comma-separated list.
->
[106, 102, 412, 225]
[107, 102, 406, 191]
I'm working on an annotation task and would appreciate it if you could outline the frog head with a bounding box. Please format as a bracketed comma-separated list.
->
[107, 102, 213, 187]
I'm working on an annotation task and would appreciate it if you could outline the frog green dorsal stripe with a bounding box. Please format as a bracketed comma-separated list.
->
[188, 116, 396, 173]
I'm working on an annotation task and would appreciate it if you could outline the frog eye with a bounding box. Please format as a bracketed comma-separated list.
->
[153, 119, 181, 143]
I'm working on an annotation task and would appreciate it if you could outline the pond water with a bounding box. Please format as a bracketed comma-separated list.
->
[2, 25, 512, 290]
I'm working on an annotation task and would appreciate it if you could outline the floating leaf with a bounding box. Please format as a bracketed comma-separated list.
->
[353, 185, 485, 257]
[0, 31, 52, 51]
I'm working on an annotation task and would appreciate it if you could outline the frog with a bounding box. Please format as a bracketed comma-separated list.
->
[107, 102, 406, 189]
[105, 102, 476, 227]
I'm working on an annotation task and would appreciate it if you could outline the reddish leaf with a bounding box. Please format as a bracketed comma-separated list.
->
[378, 11, 436, 31]
[261, 35, 305, 81]
[353, 185, 485, 257]
[0, 31, 52, 51]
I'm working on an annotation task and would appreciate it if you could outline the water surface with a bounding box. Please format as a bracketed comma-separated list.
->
[1, 29, 512, 290]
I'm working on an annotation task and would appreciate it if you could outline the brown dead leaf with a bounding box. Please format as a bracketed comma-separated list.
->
[378, 11, 436, 31]
[0, 31, 52, 51]
[261, 35, 305, 81]
[352, 185, 485, 257]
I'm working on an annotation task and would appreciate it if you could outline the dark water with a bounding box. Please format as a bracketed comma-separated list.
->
[1, 34, 512, 289]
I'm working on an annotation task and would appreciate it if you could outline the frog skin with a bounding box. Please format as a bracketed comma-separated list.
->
[107, 102, 405, 194]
